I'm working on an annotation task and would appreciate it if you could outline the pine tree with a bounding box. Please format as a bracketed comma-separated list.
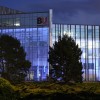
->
[48, 35, 83, 83]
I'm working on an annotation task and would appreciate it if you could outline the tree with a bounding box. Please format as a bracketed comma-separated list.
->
[0, 34, 31, 84]
[48, 35, 83, 83]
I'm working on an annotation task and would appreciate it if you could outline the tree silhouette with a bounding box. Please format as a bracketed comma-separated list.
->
[48, 35, 83, 83]
[0, 34, 31, 84]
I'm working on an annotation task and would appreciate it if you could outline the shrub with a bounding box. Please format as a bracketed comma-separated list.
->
[0, 78, 17, 100]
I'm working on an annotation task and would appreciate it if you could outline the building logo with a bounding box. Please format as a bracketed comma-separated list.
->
[37, 17, 48, 25]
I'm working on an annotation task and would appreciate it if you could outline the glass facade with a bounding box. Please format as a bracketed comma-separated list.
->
[1, 6, 100, 82]
[52, 24, 100, 81]
[0, 11, 51, 81]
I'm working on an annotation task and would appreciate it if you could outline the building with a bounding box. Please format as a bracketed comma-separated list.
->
[0, 6, 100, 81]
[0, 6, 52, 81]
[52, 24, 100, 81]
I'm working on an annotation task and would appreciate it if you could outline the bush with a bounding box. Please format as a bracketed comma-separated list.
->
[0, 78, 18, 100]
[12, 82, 100, 100]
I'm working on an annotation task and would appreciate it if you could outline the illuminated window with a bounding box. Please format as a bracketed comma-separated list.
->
[83, 63, 94, 69]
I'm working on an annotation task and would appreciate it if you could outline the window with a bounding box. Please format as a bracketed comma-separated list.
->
[83, 63, 94, 69]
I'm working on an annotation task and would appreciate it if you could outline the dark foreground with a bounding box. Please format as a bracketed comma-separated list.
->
[19, 92, 100, 100]
[1, 78, 100, 100]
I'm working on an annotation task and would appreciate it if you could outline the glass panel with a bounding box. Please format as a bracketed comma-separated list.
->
[0, 12, 49, 81]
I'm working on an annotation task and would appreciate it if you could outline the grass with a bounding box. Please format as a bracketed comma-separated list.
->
[1, 78, 100, 100]
[13, 82, 100, 99]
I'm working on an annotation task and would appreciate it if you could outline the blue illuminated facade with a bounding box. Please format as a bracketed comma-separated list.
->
[0, 6, 52, 81]
[0, 6, 100, 81]
[52, 24, 100, 81]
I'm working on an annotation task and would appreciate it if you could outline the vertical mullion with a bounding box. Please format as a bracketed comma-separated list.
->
[84, 25, 87, 81]
[55, 24, 57, 41]
[60, 24, 61, 37]
[70, 24, 71, 37]
[62, 24, 64, 36]
[99, 26, 100, 81]
[79, 25, 81, 67]
[87, 25, 89, 81]
[75, 25, 76, 41]
[94, 26, 96, 81]
[92, 26, 94, 81]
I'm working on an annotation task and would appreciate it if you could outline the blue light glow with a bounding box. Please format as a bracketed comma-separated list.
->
[0, 27, 49, 81]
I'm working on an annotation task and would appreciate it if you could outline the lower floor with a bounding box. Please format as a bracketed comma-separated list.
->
[1, 26, 100, 81]
[26, 66, 49, 81]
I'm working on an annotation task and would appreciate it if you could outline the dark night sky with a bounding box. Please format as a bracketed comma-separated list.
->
[0, 0, 100, 25]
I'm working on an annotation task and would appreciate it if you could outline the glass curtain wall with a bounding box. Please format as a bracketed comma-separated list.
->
[0, 12, 50, 81]
[52, 24, 100, 81]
